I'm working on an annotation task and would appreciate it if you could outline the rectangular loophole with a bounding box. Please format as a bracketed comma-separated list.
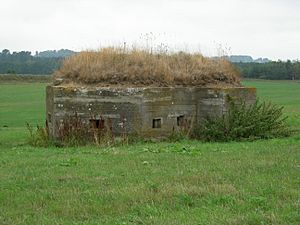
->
[177, 115, 185, 126]
[90, 119, 105, 129]
[152, 118, 162, 129]
[47, 113, 52, 123]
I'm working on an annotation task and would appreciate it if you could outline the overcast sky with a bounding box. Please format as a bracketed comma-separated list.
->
[1, 0, 299, 60]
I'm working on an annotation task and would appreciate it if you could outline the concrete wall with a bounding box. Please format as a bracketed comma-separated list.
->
[46, 86, 256, 139]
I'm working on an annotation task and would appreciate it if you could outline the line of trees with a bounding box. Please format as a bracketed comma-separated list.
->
[0, 49, 65, 75]
[0, 49, 299, 79]
[235, 60, 300, 80]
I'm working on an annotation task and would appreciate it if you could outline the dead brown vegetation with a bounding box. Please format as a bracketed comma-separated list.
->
[54, 48, 241, 87]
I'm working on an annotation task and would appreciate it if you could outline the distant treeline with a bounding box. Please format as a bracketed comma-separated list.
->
[235, 60, 300, 80]
[34, 49, 76, 58]
[0, 49, 299, 80]
[0, 49, 62, 75]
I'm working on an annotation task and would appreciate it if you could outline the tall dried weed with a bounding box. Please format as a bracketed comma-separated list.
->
[54, 48, 241, 87]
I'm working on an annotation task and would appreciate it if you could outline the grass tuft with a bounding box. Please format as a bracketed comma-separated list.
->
[54, 48, 241, 87]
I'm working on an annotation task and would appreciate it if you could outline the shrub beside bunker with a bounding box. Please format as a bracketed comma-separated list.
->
[193, 98, 292, 142]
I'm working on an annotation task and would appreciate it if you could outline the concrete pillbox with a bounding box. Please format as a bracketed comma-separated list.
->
[46, 85, 256, 139]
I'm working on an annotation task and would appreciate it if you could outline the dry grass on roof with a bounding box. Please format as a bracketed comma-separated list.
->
[54, 48, 241, 87]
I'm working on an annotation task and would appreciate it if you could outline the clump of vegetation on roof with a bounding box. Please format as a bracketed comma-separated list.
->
[54, 47, 241, 87]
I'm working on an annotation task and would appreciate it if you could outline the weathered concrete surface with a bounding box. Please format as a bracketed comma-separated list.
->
[46, 86, 256, 139]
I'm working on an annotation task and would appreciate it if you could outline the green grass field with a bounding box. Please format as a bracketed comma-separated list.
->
[0, 80, 299, 224]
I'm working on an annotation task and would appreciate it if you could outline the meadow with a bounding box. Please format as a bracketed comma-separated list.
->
[0, 79, 299, 224]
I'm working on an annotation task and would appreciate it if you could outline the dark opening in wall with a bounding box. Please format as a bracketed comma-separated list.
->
[177, 115, 185, 126]
[90, 119, 105, 129]
[152, 118, 162, 128]
[48, 113, 52, 123]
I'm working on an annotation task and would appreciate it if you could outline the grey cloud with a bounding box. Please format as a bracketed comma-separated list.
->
[0, 0, 299, 59]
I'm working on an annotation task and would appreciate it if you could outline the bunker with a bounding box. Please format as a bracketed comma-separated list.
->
[46, 48, 256, 140]
[46, 85, 256, 139]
